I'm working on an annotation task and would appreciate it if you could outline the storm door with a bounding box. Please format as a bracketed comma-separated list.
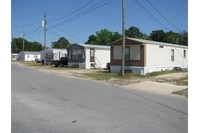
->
[90, 48, 95, 62]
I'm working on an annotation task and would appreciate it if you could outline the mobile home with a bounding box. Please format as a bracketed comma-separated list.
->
[18, 51, 41, 61]
[109, 37, 188, 75]
[11, 53, 18, 61]
[68, 43, 110, 69]
[40, 48, 68, 64]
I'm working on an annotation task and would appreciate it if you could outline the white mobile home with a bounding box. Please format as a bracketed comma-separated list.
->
[68, 43, 110, 69]
[18, 51, 41, 61]
[40, 48, 67, 64]
[11, 53, 18, 61]
[109, 37, 188, 75]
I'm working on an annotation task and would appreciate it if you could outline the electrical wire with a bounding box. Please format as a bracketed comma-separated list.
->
[134, 0, 170, 31]
[49, 0, 112, 29]
[12, 22, 39, 29]
[26, 25, 42, 36]
[47, 22, 85, 42]
[48, 0, 94, 22]
[145, 0, 182, 32]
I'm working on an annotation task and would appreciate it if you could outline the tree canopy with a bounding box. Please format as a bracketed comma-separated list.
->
[85, 29, 122, 45]
[11, 38, 43, 53]
[85, 26, 188, 46]
[51, 37, 70, 48]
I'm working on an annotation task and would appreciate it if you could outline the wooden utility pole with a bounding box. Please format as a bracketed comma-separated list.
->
[42, 13, 47, 65]
[22, 29, 25, 51]
[121, 0, 126, 76]
[43, 13, 46, 50]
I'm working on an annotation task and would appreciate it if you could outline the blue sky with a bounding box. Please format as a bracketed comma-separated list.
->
[12, 0, 188, 47]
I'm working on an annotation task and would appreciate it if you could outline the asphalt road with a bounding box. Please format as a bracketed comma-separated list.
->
[11, 63, 188, 133]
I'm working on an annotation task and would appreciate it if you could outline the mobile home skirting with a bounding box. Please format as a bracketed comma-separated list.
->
[110, 65, 188, 75]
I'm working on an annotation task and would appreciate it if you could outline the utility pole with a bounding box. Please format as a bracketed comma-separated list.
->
[42, 13, 47, 65]
[22, 29, 25, 51]
[43, 13, 46, 50]
[121, 0, 126, 76]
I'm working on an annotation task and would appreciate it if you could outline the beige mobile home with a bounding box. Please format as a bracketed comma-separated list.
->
[68, 43, 110, 69]
[109, 37, 188, 75]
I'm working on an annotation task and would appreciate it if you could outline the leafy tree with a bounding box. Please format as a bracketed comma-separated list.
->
[85, 29, 122, 45]
[11, 38, 43, 53]
[51, 37, 70, 48]
[179, 31, 188, 46]
[149, 30, 188, 45]
[126, 26, 146, 39]
[149, 30, 166, 42]
[164, 31, 180, 44]
[85, 35, 97, 44]
[111, 32, 122, 42]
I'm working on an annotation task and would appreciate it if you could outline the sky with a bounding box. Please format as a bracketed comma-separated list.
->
[11, 0, 188, 47]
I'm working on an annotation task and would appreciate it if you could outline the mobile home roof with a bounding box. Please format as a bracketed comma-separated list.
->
[110, 37, 188, 49]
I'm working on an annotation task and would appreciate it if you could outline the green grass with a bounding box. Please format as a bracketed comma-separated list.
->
[83, 70, 145, 80]
[172, 88, 188, 97]
[83, 71, 120, 80]
[19, 61, 44, 67]
[145, 70, 187, 77]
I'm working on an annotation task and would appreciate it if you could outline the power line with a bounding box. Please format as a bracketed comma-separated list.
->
[49, 0, 112, 29]
[145, 0, 182, 32]
[134, 0, 170, 31]
[47, 29, 61, 38]
[26, 25, 42, 36]
[47, 22, 85, 42]
[48, 0, 94, 22]
[12, 22, 39, 29]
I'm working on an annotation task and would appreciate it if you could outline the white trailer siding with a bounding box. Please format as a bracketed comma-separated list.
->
[85, 48, 90, 69]
[94, 48, 110, 68]
[146, 44, 187, 67]
[18, 51, 41, 61]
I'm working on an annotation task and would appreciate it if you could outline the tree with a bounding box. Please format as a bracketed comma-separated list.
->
[149, 30, 188, 45]
[126, 26, 147, 39]
[11, 38, 43, 53]
[85, 29, 122, 45]
[51, 37, 70, 48]
[85, 35, 97, 44]
[149, 30, 166, 42]
[179, 31, 188, 46]
[164, 31, 180, 44]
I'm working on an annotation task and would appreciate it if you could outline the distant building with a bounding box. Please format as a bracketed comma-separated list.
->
[11, 53, 18, 61]
[109, 37, 188, 75]
[18, 51, 41, 61]
[40, 48, 67, 65]
[67, 43, 110, 69]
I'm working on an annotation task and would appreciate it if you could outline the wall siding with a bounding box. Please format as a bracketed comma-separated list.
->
[146, 44, 188, 68]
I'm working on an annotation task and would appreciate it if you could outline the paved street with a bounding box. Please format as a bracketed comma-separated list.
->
[11, 63, 187, 133]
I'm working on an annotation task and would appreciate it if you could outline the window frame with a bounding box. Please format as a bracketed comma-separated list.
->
[171, 49, 174, 61]
[125, 46, 130, 62]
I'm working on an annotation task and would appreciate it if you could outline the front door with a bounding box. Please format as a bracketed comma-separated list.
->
[90, 48, 95, 62]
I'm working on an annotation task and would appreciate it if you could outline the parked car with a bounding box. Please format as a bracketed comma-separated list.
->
[53, 57, 68, 67]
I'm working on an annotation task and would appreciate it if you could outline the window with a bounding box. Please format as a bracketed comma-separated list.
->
[183, 50, 186, 58]
[70, 48, 84, 60]
[159, 45, 164, 48]
[125, 46, 130, 61]
[34, 55, 38, 59]
[27, 54, 29, 58]
[171, 49, 174, 61]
